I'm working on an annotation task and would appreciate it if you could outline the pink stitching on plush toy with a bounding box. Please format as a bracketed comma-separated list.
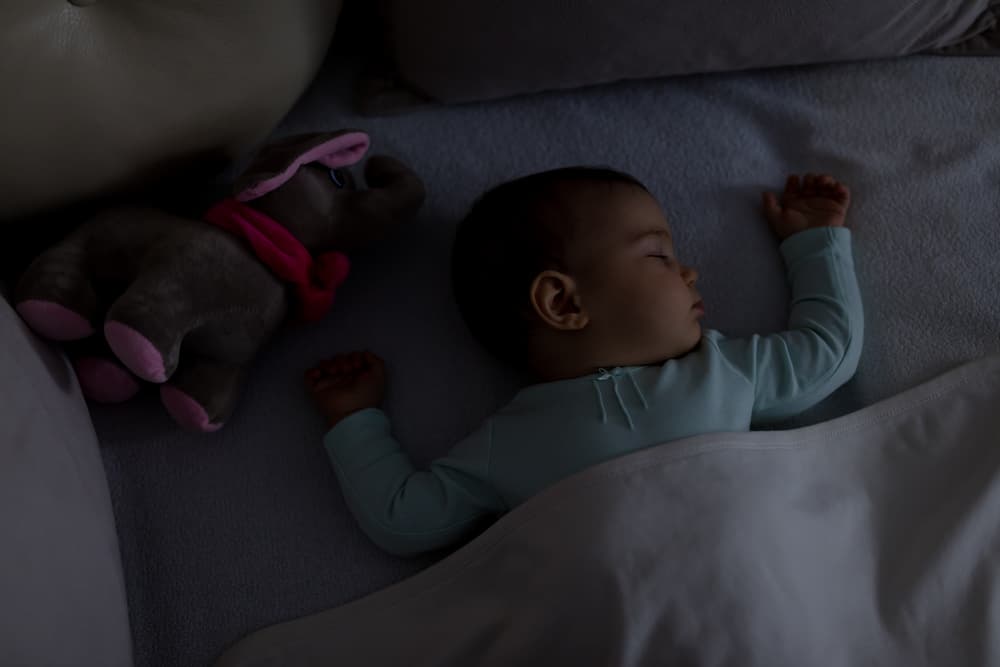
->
[235, 132, 370, 202]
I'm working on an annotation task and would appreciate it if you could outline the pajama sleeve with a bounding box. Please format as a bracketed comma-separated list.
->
[323, 408, 506, 557]
[715, 227, 864, 423]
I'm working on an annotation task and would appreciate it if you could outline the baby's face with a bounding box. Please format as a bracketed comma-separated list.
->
[565, 184, 704, 366]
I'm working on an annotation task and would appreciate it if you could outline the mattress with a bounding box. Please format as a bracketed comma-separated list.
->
[93, 46, 1000, 667]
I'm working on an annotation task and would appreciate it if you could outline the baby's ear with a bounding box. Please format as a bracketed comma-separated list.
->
[529, 270, 589, 331]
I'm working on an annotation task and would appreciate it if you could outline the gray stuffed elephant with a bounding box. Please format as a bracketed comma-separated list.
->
[14, 130, 425, 432]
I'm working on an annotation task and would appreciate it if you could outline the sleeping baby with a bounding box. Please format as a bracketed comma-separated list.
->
[305, 169, 863, 557]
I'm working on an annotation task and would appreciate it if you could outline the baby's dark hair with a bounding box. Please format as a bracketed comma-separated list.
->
[451, 166, 649, 369]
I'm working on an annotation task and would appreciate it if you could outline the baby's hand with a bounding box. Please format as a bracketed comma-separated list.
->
[762, 173, 851, 241]
[305, 350, 387, 428]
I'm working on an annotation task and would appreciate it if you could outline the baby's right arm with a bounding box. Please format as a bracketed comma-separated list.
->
[323, 410, 506, 557]
[305, 352, 505, 557]
[717, 174, 864, 423]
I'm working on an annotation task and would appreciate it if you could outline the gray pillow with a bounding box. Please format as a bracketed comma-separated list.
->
[365, 0, 999, 110]
[0, 296, 133, 667]
[0, 0, 343, 221]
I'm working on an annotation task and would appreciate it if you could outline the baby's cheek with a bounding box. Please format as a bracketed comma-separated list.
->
[637, 296, 673, 336]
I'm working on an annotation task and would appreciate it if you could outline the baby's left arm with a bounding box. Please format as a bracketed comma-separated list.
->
[717, 174, 864, 422]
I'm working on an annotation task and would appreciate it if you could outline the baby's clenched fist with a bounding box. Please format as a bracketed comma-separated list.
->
[306, 350, 387, 428]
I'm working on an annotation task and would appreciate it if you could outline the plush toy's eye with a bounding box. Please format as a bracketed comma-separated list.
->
[329, 169, 345, 188]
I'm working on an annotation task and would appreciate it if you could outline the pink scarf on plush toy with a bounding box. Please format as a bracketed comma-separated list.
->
[203, 198, 350, 323]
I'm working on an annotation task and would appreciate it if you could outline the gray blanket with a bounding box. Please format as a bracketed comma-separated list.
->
[93, 45, 1000, 667]
[216, 354, 1000, 667]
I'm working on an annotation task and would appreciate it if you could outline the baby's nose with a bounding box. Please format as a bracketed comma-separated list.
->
[682, 265, 699, 285]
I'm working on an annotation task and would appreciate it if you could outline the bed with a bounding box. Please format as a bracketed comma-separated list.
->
[89, 11, 1000, 667]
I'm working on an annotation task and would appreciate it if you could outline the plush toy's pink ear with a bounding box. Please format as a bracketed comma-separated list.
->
[235, 131, 371, 202]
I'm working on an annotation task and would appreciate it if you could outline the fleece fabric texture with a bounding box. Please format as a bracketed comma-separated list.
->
[92, 43, 1000, 667]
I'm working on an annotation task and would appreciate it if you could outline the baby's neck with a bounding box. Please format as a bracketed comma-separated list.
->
[530, 344, 697, 383]
[530, 349, 630, 383]
[528, 332, 684, 382]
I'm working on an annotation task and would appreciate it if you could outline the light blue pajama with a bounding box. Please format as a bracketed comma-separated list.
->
[325, 227, 863, 556]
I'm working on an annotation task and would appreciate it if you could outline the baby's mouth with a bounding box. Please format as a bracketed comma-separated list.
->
[692, 300, 706, 316]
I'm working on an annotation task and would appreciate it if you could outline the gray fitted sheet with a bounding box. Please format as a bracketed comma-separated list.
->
[93, 45, 1000, 667]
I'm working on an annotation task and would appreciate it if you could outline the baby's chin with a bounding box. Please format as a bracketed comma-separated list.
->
[675, 338, 702, 359]
[650, 334, 702, 365]
[678, 325, 705, 356]
[686, 335, 704, 355]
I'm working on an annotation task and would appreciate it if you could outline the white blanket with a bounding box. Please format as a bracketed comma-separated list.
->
[216, 354, 1000, 667]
